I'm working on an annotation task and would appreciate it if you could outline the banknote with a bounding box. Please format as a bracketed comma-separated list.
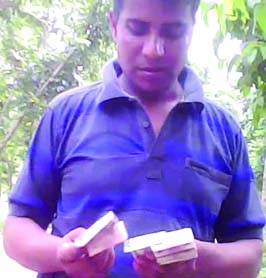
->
[124, 227, 196, 264]
[74, 211, 119, 248]
[152, 242, 196, 258]
[124, 231, 167, 254]
[156, 247, 198, 265]
[87, 221, 128, 256]
[151, 228, 194, 253]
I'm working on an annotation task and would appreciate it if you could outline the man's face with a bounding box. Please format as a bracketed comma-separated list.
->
[110, 0, 194, 96]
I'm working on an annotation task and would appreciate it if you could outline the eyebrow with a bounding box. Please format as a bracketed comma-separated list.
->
[162, 22, 188, 28]
[126, 19, 187, 27]
[126, 19, 149, 25]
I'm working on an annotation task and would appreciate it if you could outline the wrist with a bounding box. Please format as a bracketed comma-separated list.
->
[55, 237, 70, 272]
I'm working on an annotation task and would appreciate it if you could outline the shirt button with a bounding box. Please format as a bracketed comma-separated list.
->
[143, 121, 150, 128]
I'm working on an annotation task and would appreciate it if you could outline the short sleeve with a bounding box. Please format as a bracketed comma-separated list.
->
[8, 107, 61, 229]
[214, 130, 265, 242]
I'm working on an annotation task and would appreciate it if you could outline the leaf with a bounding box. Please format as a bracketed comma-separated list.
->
[238, 74, 252, 92]
[224, 0, 234, 16]
[199, 1, 211, 24]
[233, 0, 250, 20]
[258, 59, 266, 81]
[242, 85, 251, 96]
[255, 95, 265, 107]
[247, 48, 258, 64]
[217, 4, 227, 35]
[255, 3, 266, 32]
[228, 54, 241, 72]
[259, 45, 266, 60]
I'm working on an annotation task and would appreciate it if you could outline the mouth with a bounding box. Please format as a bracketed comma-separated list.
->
[138, 67, 165, 73]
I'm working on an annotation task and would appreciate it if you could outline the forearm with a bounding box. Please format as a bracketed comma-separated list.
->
[195, 239, 263, 278]
[3, 216, 64, 273]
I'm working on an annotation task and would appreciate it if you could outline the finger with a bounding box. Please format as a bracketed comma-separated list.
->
[91, 248, 115, 270]
[143, 249, 156, 261]
[187, 258, 196, 272]
[134, 255, 163, 275]
[135, 255, 153, 265]
[133, 259, 152, 276]
[62, 251, 109, 277]
[58, 242, 84, 263]
[93, 248, 114, 260]
[63, 256, 97, 278]
[161, 259, 196, 276]
[64, 227, 87, 242]
[133, 260, 163, 278]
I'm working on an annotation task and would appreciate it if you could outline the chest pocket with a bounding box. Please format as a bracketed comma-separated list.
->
[181, 157, 232, 213]
[185, 158, 232, 186]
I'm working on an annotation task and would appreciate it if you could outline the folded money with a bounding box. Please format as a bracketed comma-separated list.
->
[87, 221, 128, 256]
[156, 247, 198, 265]
[124, 231, 166, 255]
[152, 242, 196, 258]
[74, 211, 128, 256]
[124, 228, 197, 264]
[151, 228, 195, 253]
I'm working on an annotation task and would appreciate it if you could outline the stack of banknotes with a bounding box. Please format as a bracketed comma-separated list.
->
[74, 211, 128, 256]
[74, 211, 197, 265]
[124, 228, 197, 265]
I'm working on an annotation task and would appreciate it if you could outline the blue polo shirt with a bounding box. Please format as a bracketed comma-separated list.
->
[9, 60, 265, 278]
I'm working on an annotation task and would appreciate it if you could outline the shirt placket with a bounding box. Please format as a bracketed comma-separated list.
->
[135, 102, 156, 154]
[134, 103, 168, 183]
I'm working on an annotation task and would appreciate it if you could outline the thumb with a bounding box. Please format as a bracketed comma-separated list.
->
[58, 241, 84, 263]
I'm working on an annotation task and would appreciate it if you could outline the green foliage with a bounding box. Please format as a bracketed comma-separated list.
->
[0, 0, 114, 194]
[244, 117, 266, 191]
[259, 243, 266, 278]
[0, 0, 265, 201]
[200, 0, 266, 194]
[201, 0, 266, 127]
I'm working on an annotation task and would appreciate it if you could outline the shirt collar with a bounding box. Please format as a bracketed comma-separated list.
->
[96, 59, 205, 111]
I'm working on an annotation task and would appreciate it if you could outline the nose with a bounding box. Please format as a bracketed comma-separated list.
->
[142, 36, 165, 58]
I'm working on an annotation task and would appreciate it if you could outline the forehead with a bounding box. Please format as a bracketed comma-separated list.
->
[119, 0, 193, 23]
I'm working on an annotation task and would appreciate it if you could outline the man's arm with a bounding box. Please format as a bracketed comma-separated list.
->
[195, 239, 263, 278]
[3, 216, 65, 273]
[134, 239, 263, 277]
[3, 216, 114, 276]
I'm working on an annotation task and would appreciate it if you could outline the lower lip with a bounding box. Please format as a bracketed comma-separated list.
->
[138, 70, 164, 77]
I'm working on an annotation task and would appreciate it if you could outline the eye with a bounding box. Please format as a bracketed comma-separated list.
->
[161, 23, 188, 40]
[126, 20, 149, 36]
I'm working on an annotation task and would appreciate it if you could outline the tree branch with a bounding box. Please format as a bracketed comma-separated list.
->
[0, 114, 24, 153]
[37, 0, 103, 97]
[0, 158, 14, 191]
[0, 94, 12, 127]
[37, 49, 75, 96]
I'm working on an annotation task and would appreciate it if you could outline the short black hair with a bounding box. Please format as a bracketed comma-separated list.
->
[113, 0, 200, 21]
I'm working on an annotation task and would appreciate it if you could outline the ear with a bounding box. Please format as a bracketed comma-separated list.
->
[109, 11, 118, 43]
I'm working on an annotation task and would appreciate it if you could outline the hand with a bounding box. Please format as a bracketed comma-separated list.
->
[133, 249, 196, 278]
[57, 227, 115, 278]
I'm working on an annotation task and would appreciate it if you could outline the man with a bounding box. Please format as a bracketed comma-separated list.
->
[3, 0, 265, 277]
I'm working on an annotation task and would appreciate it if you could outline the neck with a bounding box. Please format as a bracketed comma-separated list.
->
[118, 74, 184, 107]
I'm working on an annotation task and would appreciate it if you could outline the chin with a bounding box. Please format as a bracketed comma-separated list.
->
[137, 88, 170, 101]
[137, 81, 171, 95]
